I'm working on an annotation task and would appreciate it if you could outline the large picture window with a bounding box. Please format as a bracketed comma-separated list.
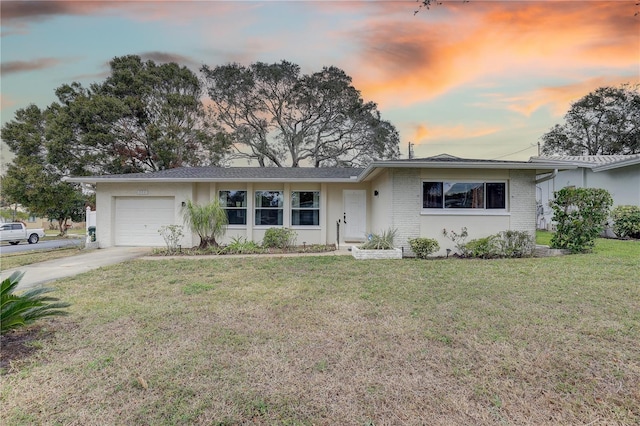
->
[291, 191, 320, 226]
[219, 191, 247, 225]
[255, 191, 283, 226]
[423, 182, 506, 210]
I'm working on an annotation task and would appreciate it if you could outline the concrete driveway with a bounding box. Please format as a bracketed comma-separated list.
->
[1, 247, 152, 290]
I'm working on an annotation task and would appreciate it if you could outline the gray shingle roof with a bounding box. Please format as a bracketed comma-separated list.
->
[530, 154, 640, 170]
[84, 166, 363, 182]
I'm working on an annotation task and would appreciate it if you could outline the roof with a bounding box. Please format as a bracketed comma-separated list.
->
[358, 154, 573, 181]
[66, 166, 363, 183]
[530, 154, 640, 172]
[65, 153, 573, 184]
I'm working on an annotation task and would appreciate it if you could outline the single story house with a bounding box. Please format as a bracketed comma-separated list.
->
[67, 154, 573, 256]
[530, 155, 640, 230]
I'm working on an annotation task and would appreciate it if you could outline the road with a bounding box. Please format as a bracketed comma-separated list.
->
[0, 238, 84, 255]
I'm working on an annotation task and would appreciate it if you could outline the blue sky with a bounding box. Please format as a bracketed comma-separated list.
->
[1, 0, 638, 166]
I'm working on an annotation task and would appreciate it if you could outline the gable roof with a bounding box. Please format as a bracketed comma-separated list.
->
[529, 154, 640, 172]
[66, 154, 572, 184]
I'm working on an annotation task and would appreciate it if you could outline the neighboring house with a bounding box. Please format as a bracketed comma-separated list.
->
[530, 155, 640, 230]
[66, 154, 570, 255]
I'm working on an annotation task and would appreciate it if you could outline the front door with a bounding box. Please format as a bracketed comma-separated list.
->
[343, 190, 366, 242]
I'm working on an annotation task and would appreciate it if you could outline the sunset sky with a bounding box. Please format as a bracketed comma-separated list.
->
[1, 0, 638, 166]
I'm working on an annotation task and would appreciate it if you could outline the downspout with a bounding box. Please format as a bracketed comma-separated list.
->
[535, 169, 558, 184]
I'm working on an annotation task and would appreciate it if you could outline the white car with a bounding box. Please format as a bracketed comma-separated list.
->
[0, 222, 45, 245]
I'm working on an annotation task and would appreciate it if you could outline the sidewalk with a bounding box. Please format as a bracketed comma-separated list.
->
[1, 247, 152, 290]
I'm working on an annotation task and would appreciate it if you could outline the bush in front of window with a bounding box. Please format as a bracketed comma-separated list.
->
[222, 236, 265, 254]
[408, 237, 440, 259]
[611, 205, 640, 239]
[465, 235, 501, 259]
[442, 227, 470, 257]
[262, 227, 297, 250]
[550, 187, 613, 253]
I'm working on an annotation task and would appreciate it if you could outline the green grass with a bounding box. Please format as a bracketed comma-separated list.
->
[1, 246, 85, 270]
[536, 229, 554, 246]
[1, 238, 639, 425]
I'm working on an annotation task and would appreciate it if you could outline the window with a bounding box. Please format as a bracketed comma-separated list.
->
[255, 191, 283, 226]
[219, 191, 247, 225]
[291, 191, 320, 226]
[423, 182, 506, 210]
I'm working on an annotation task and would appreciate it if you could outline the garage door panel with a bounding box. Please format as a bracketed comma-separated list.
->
[115, 197, 175, 246]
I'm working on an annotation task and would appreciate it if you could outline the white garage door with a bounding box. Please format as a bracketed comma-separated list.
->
[115, 197, 175, 246]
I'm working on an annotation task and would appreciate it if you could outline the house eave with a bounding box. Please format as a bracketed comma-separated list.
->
[359, 161, 575, 181]
[64, 177, 361, 184]
[592, 157, 640, 172]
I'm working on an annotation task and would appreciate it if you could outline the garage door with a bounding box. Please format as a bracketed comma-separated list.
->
[115, 197, 175, 246]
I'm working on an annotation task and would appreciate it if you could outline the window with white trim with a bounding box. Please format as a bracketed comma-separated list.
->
[423, 181, 506, 210]
[291, 191, 320, 226]
[219, 191, 247, 225]
[255, 191, 283, 226]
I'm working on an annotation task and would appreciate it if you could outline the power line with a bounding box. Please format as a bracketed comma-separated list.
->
[490, 144, 537, 160]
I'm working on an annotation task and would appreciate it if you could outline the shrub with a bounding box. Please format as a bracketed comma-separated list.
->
[222, 237, 264, 254]
[262, 227, 297, 250]
[158, 225, 184, 254]
[360, 228, 397, 250]
[496, 230, 535, 258]
[464, 231, 534, 259]
[550, 187, 613, 253]
[442, 227, 470, 257]
[1, 271, 70, 334]
[408, 237, 440, 258]
[465, 235, 500, 259]
[611, 205, 640, 239]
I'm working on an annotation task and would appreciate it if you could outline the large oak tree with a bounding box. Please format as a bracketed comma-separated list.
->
[201, 61, 400, 167]
[541, 85, 640, 156]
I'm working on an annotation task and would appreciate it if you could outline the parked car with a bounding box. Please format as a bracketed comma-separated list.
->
[0, 222, 45, 245]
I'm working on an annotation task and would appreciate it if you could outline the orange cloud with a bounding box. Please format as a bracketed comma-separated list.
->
[410, 122, 501, 143]
[345, 1, 638, 109]
[498, 76, 639, 117]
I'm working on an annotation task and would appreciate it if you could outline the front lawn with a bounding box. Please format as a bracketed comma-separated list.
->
[1, 239, 639, 424]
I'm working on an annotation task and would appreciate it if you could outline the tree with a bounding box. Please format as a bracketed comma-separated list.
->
[46, 55, 231, 175]
[181, 200, 228, 249]
[1, 105, 88, 235]
[541, 85, 640, 156]
[201, 61, 400, 167]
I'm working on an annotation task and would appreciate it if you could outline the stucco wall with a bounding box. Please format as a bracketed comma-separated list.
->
[370, 170, 393, 235]
[537, 164, 640, 228]
[96, 182, 194, 248]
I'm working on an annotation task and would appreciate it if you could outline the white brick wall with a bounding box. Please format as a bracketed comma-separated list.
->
[391, 169, 421, 255]
[509, 170, 537, 237]
[352, 246, 403, 259]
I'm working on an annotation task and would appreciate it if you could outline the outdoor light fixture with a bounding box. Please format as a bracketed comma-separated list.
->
[446, 248, 451, 258]
[374, 190, 379, 196]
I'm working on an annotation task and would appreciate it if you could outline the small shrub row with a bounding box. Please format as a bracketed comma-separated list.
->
[442, 227, 534, 259]
[611, 205, 640, 239]
[464, 230, 535, 259]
